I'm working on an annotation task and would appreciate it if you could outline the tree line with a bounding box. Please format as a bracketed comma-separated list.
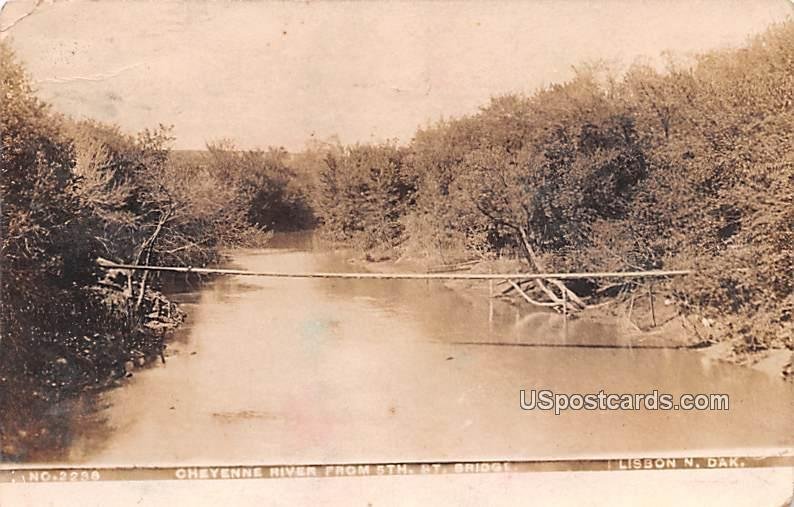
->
[310, 21, 792, 354]
[1, 20, 791, 458]
[0, 42, 311, 458]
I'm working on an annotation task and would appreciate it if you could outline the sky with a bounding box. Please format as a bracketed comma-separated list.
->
[1, 0, 791, 151]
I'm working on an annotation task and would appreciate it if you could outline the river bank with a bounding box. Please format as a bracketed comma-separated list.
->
[0, 283, 186, 463]
[353, 254, 793, 381]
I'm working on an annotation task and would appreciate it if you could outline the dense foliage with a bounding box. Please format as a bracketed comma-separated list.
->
[0, 43, 305, 459]
[312, 21, 793, 352]
[314, 143, 413, 251]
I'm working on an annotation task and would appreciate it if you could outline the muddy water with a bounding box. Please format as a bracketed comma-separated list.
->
[64, 234, 793, 465]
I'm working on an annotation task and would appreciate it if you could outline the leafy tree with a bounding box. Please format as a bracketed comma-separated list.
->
[315, 143, 413, 251]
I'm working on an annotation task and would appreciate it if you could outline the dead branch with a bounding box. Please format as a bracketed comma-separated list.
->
[508, 280, 561, 308]
[546, 278, 587, 309]
[134, 207, 172, 314]
[516, 226, 588, 313]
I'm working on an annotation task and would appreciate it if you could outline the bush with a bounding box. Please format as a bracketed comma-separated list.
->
[314, 143, 414, 251]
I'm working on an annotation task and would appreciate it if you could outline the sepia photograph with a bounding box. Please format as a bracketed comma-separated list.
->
[0, 0, 792, 505]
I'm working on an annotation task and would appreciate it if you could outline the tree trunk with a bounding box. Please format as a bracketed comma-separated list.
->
[134, 210, 170, 315]
[515, 226, 587, 313]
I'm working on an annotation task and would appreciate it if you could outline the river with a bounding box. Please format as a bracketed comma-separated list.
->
[61, 233, 792, 465]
